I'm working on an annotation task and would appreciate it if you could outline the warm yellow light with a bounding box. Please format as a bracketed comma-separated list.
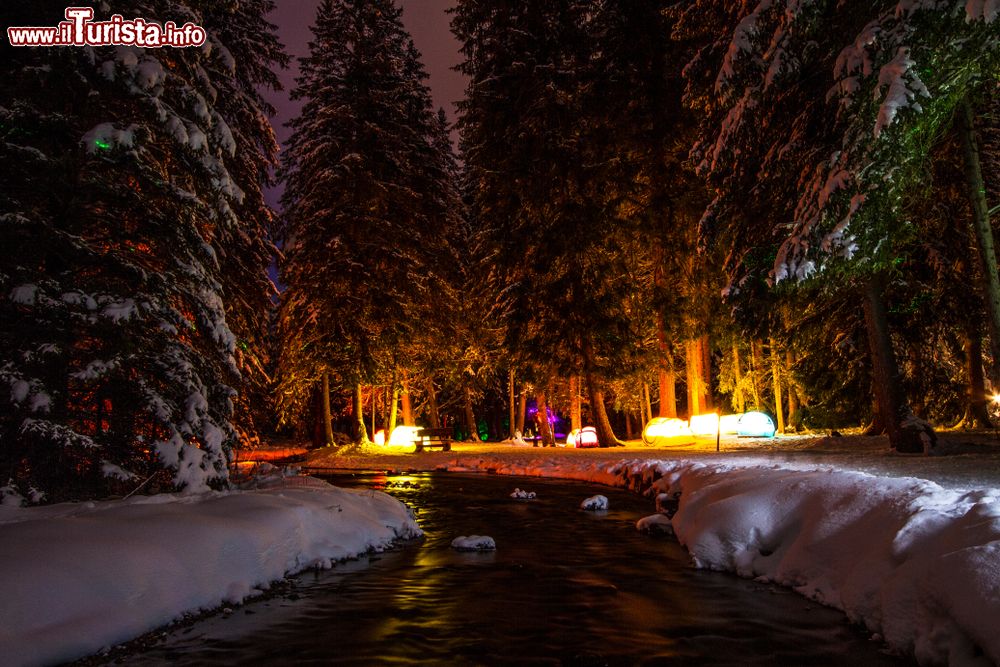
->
[718, 414, 743, 435]
[643, 417, 691, 440]
[689, 412, 720, 436]
[373, 429, 386, 446]
[991, 393, 1000, 405]
[388, 425, 423, 447]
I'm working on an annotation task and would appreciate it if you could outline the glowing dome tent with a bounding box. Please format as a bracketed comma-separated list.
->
[642, 418, 692, 445]
[736, 411, 777, 438]
[565, 427, 599, 448]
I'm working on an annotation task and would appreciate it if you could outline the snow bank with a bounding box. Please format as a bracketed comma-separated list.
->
[0, 475, 421, 667]
[580, 494, 609, 511]
[440, 454, 1000, 665]
[451, 535, 496, 551]
[510, 488, 537, 499]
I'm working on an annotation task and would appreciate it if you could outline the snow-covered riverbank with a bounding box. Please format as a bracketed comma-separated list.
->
[304, 434, 1000, 665]
[0, 473, 421, 667]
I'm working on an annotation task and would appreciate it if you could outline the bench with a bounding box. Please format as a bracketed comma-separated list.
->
[414, 427, 453, 453]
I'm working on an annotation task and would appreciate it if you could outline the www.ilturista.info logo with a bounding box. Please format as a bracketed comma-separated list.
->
[7, 7, 206, 47]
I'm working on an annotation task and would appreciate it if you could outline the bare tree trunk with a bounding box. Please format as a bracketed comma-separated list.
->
[401, 376, 413, 426]
[625, 411, 635, 440]
[751, 340, 764, 409]
[732, 344, 746, 413]
[770, 338, 785, 434]
[785, 348, 799, 429]
[642, 383, 653, 427]
[685, 339, 702, 417]
[463, 384, 480, 442]
[582, 337, 622, 447]
[656, 317, 677, 418]
[424, 379, 440, 429]
[516, 390, 527, 435]
[700, 334, 713, 410]
[370, 387, 376, 439]
[570, 375, 582, 431]
[862, 277, 933, 452]
[962, 323, 992, 428]
[353, 383, 369, 444]
[958, 98, 1000, 388]
[535, 389, 555, 446]
[322, 372, 335, 446]
[508, 370, 516, 439]
[389, 383, 399, 434]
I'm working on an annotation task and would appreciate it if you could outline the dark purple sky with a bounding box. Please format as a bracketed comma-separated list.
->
[264, 0, 465, 211]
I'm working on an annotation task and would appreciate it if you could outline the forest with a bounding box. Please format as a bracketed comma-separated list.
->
[2, 0, 999, 503]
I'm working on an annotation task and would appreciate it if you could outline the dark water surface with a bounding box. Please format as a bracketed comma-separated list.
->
[120, 472, 909, 666]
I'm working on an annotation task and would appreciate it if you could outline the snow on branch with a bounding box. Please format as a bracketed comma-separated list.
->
[874, 47, 930, 137]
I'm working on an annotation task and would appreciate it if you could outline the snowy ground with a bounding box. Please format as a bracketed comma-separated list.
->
[304, 430, 1000, 665]
[0, 470, 420, 667]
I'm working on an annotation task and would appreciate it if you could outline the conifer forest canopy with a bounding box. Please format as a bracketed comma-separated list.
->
[2, 0, 1000, 502]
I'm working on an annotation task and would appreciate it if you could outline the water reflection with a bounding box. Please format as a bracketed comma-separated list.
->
[114, 472, 911, 666]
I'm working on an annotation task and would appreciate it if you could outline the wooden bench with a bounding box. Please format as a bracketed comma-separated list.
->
[414, 427, 453, 453]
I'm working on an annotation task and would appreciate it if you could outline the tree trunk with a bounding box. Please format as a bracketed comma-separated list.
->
[958, 98, 1000, 389]
[352, 383, 369, 444]
[962, 324, 992, 428]
[535, 389, 555, 446]
[642, 383, 653, 427]
[770, 338, 785, 434]
[785, 348, 799, 429]
[508, 370, 516, 439]
[685, 339, 702, 417]
[582, 337, 622, 447]
[570, 375, 582, 432]
[463, 384, 480, 442]
[516, 390, 527, 435]
[732, 344, 746, 413]
[401, 377, 413, 426]
[751, 340, 764, 409]
[625, 411, 635, 440]
[425, 379, 440, 429]
[656, 317, 677, 418]
[700, 334, 713, 410]
[322, 372, 335, 446]
[862, 277, 933, 452]
[388, 383, 399, 434]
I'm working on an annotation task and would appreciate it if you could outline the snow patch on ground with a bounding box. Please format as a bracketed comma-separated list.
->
[636, 513, 674, 535]
[510, 488, 537, 499]
[0, 474, 421, 666]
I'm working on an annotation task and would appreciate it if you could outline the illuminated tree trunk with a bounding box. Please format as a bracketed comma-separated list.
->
[656, 318, 677, 418]
[352, 382, 369, 444]
[642, 383, 652, 427]
[751, 340, 764, 409]
[785, 349, 799, 429]
[863, 277, 931, 453]
[961, 324, 992, 428]
[535, 389, 555, 446]
[582, 337, 622, 447]
[699, 334, 713, 410]
[322, 373, 335, 446]
[685, 339, 700, 417]
[732, 344, 746, 413]
[958, 98, 1000, 389]
[400, 378, 413, 426]
[424, 379, 440, 428]
[770, 338, 785, 434]
[625, 411, 635, 440]
[463, 384, 480, 441]
[508, 370, 516, 438]
[569, 375, 582, 431]
[388, 383, 399, 434]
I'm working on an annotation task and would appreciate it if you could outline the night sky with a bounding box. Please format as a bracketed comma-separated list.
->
[264, 0, 465, 211]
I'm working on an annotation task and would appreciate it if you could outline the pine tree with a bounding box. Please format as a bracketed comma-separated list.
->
[277, 0, 461, 444]
[0, 0, 285, 501]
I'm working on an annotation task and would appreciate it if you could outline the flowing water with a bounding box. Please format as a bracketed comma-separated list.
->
[116, 472, 910, 666]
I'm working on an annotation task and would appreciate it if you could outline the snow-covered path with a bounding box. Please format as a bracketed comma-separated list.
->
[0, 475, 420, 667]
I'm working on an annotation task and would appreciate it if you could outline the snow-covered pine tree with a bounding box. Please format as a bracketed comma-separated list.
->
[0, 0, 284, 501]
[277, 0, 460, 444]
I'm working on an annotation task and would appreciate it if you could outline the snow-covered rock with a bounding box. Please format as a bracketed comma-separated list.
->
[636, 513, 674, 535]
[510, 488, 536, 499]
[451, 535, 496, 551]
[580, 494, 608, 511]
[0, 476, 421, 666]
